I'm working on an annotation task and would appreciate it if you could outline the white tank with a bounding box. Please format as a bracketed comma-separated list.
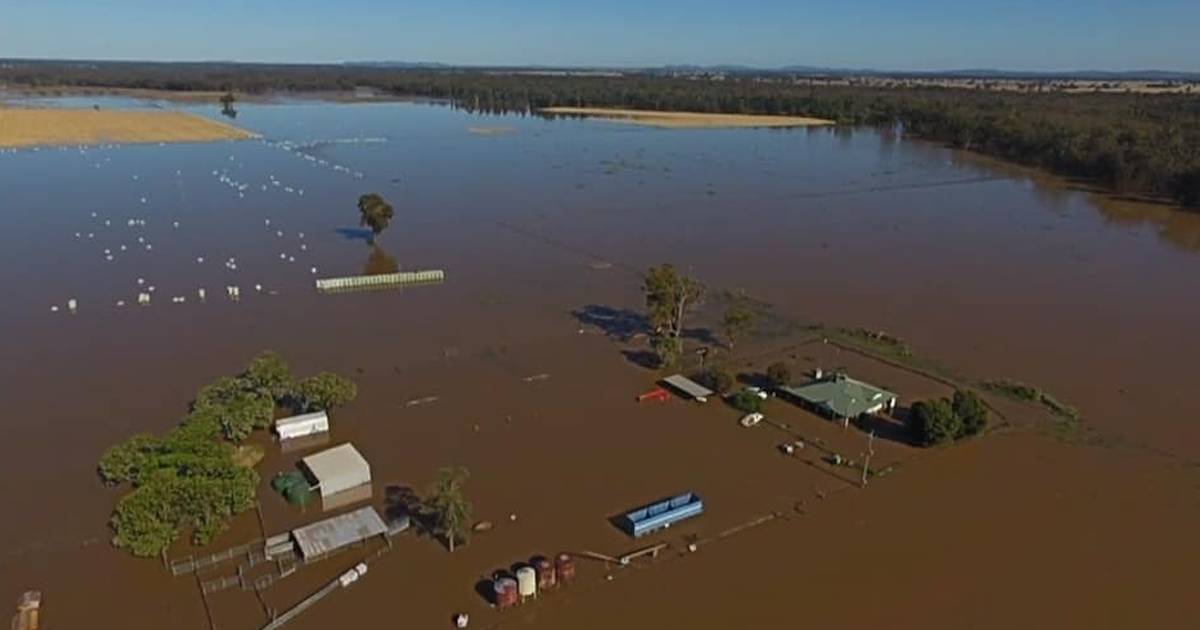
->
[515, 566, 537, 599]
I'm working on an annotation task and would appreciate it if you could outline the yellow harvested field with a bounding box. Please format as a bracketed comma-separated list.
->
[0, 108, 254, 148]
[539, 107, 835, 128]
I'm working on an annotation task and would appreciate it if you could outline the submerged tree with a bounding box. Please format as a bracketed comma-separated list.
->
[643, 264, 703, 368]
[358, 193, 395, 241]
[243, 351, 294, 400]
[219, 91, 237, 119]
[424, 467, 473, 552]
[721, 290, 755, 350]
[297, 372, 358, 412]
[766, 361, 792, 389]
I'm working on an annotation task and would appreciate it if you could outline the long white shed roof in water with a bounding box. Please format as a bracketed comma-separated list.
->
[275, 410, 330, 440]
[661, 374, 714, 402]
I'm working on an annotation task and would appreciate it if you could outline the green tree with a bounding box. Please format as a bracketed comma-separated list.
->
[765, 362, 792, 388]
[214, 393, 274, 442]
[297, 372, 358, 411]
[910, 398, 961, 446]
[721, 291, 755, 350]
[243, 351, 294, 400]
[643, 264, 703, 340]
[644, 264, 703, 369]
[729, 391, 764, 414]
[951, 390, 989, 437]
[358, 193, 395, 240]
[650, 334, 682, 369]
[697, 367, 735, 395]
[424, 467, 473, 552]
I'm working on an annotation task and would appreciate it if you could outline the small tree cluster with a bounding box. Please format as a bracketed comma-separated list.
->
[729, 390, 764, 414]
[910, 390, 989, 446]
[99, 351, 358, 558]
[765, 361, 792, 388]
[696, 367, 735, 395]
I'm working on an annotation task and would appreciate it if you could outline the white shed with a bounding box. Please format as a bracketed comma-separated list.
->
[275, 410, 330, 441]
[301, 443, 372, 498]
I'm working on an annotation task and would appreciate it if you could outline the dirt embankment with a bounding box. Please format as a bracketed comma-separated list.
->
[539, 107, 836, 128]
[0, 108, 254, 148]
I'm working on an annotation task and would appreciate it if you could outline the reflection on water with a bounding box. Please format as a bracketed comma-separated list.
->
[1094, 196, 1200, 253]
[321, 482, 373, 512]
[363, 245, 399, 276]
[279, 432, 331, 455]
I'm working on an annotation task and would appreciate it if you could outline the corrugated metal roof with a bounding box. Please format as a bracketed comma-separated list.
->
[780, 375, 896, 418]
[661, 374, 714, 400]
[276, 410, 328, 429]
[292, 506, 387, 559]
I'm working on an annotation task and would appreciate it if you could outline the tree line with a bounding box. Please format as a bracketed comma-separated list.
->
[97, 351, 356, 557]
[4, 60, 1198, 206]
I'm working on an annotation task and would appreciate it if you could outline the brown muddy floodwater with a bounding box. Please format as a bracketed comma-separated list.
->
[0, 98, 1197, 629]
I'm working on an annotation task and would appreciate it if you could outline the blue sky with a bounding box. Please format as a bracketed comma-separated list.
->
[2, 0, 1197, 71]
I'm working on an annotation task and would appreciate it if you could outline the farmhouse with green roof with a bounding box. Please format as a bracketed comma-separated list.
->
[778, 372, 897, 420]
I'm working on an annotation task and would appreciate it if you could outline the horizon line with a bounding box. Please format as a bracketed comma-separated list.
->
[3, 56, 1199, 78]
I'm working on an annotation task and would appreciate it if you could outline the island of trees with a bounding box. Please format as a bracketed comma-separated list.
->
[98, 352, 357, 558]
[4, 60, 1198, 207]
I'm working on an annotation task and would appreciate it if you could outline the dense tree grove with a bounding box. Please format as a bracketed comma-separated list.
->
[97, 351, 357, 557]
[910, 390, 990, 446]
[4, 61, 1197, 206]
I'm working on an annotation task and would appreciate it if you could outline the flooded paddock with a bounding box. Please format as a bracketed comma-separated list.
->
[0, 99, 1197, 629]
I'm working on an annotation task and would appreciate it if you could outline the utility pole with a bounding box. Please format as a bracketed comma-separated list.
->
[861, 431, 876, 488]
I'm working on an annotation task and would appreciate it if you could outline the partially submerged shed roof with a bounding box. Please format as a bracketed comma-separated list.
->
[301, 443, 371, 498]
[276, 410, 328, 430]
[661, 374, 714, 401]
[779, 375, 896, 418]
[291, 506, 387, 560]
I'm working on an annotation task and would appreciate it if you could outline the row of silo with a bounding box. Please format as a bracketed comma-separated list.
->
[492, 553, 577, 610]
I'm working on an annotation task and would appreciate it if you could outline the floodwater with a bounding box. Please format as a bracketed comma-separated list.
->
[1, 100, 1197, 629]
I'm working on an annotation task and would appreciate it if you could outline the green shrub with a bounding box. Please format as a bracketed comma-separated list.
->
[765, 362, 791, 388]
[910, 398, 960, 446]
[729, 391, 764, 414]
[696, 367, 736, 395]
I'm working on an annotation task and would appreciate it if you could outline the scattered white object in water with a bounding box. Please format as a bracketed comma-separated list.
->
[287, 256, 295, 263]
[119, 245, 127, 251]
[276, 230, 283, 237]
[255, 284, 263, 292]
[140, 197, 147, 204]
[310, 267, 318, 274]
[116, 300, 126, 307]
[50, 305, 59, 313]
[137, 278, 145, 285]
[198, 288, 206, 300]
[145, 244, 152, 251]
[67, 298, 78, 313]
[173, 221, 180, 228]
